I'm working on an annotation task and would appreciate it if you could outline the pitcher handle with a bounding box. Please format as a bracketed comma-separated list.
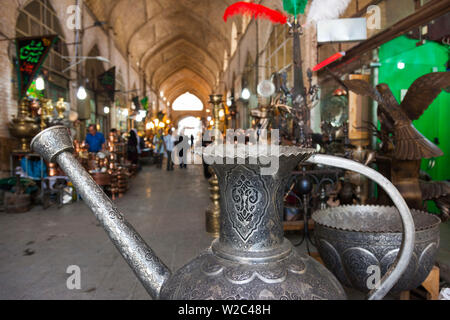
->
[307, 154, 415, 300]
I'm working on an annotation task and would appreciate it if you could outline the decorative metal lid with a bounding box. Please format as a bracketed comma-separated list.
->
[312, 205, 441, 233]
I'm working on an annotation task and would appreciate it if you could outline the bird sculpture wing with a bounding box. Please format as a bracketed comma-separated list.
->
[400, 72, 450, 121]
[342, 79, 384, 106]
[420, 180, 450, 200]
[420, 180, 450, 222]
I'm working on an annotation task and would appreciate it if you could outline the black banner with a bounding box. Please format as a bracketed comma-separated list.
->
[16, 35, 58, 99]
[132, 95, 141, 110]
[98, 67, 116, 102]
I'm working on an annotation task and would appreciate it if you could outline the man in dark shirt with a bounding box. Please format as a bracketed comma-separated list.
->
[85, 124, 106, 153]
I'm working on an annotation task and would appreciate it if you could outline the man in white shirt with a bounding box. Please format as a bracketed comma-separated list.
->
[163, 131, 176, 171]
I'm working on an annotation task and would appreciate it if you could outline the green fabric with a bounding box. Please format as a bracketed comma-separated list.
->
[283, 0, 308, 16]
[141, 96, 149, 111]
[379, 35, 450, 181]
[379, 36, 450, 213]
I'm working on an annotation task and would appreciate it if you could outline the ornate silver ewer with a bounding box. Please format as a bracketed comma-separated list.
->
[31, 126, 416, 300]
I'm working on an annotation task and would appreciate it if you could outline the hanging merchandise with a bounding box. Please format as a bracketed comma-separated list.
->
[140, 96, 149, 111]
[283, 0, 308, 16]
[16, 35, 58, 99]
[132, 96, 141, 110]
[223, 2, 288, 24]
[98, 67, 116, 103]
[306, 0, 351, 25]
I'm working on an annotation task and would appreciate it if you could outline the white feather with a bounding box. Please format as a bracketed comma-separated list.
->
[306, 0, 352, 25]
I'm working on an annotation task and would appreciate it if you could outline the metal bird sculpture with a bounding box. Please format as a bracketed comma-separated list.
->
[336, 72, 450, 160]
[329, 71, 450, 211]
[420, 172, 450, 222]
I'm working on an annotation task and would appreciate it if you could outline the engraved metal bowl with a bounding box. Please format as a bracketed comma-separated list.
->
[312, 205, 441, 293]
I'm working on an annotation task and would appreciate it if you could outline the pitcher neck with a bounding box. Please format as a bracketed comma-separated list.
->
[212, 164, 289, 261]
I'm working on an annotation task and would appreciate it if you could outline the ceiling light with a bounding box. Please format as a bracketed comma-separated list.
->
[77, 86, 87, 100]
[241, 88, 251, 100]
[35, 76, 45, 91]
[103, 106, 110, 114]
[397, 62, 405, 70]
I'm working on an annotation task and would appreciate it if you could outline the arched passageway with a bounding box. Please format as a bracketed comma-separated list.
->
[177, 116, 203, 147]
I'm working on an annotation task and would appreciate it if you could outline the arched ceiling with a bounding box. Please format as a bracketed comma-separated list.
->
[85, 0, 244, 106]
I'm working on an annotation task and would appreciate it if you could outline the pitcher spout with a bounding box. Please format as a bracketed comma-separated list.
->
[31, 126, 171, 300]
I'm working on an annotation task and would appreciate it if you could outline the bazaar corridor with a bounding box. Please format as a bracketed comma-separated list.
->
[0, 164, 214, 300]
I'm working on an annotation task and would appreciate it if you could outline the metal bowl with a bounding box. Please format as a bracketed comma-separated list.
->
[312, 205, 441, 293]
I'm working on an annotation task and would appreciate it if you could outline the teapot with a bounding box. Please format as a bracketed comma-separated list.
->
[31, 126, 415, 300]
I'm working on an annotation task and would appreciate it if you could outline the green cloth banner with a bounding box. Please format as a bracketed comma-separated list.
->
[140, 96, 149, 111]
[16, 35, 58, 99]
[98, 67, 116, 102]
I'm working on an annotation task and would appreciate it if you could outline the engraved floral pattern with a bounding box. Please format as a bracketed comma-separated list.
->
[232, 175, 260, 223]
[225, 166, 268, 242]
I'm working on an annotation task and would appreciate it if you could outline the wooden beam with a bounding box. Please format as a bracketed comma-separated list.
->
[320, 0, 450, 76]
[353, 0, 384, 18]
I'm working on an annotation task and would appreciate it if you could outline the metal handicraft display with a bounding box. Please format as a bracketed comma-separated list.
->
[31, 126, 417, 300]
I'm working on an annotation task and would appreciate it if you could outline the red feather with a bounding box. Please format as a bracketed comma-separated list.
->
[223, 2, 288, 24]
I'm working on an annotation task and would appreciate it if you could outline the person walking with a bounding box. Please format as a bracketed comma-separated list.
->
[85, 124, 106, 153]
[175, 135, 187, 169]
[163, 131, 175, 171]
[153, 130, 164, 169]
[127, 129, 139, 165]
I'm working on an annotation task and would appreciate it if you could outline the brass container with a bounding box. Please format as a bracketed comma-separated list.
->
[205, 94, 223, 237]
[55, 98, 66, 119]
[8, 100, 40, 151]
[44, 99, 54, 118]
[205, 167, 220, 237]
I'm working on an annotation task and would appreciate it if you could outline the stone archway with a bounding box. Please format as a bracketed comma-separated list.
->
[177, 116, 203, 147]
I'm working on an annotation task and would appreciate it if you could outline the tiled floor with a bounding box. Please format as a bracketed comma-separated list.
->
[0, 162, 448, 300]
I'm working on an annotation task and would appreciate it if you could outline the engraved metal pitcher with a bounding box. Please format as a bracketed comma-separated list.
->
[31, 126, 416, 300]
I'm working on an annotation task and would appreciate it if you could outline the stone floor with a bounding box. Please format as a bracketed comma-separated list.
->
[0, 162, 449, 300]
